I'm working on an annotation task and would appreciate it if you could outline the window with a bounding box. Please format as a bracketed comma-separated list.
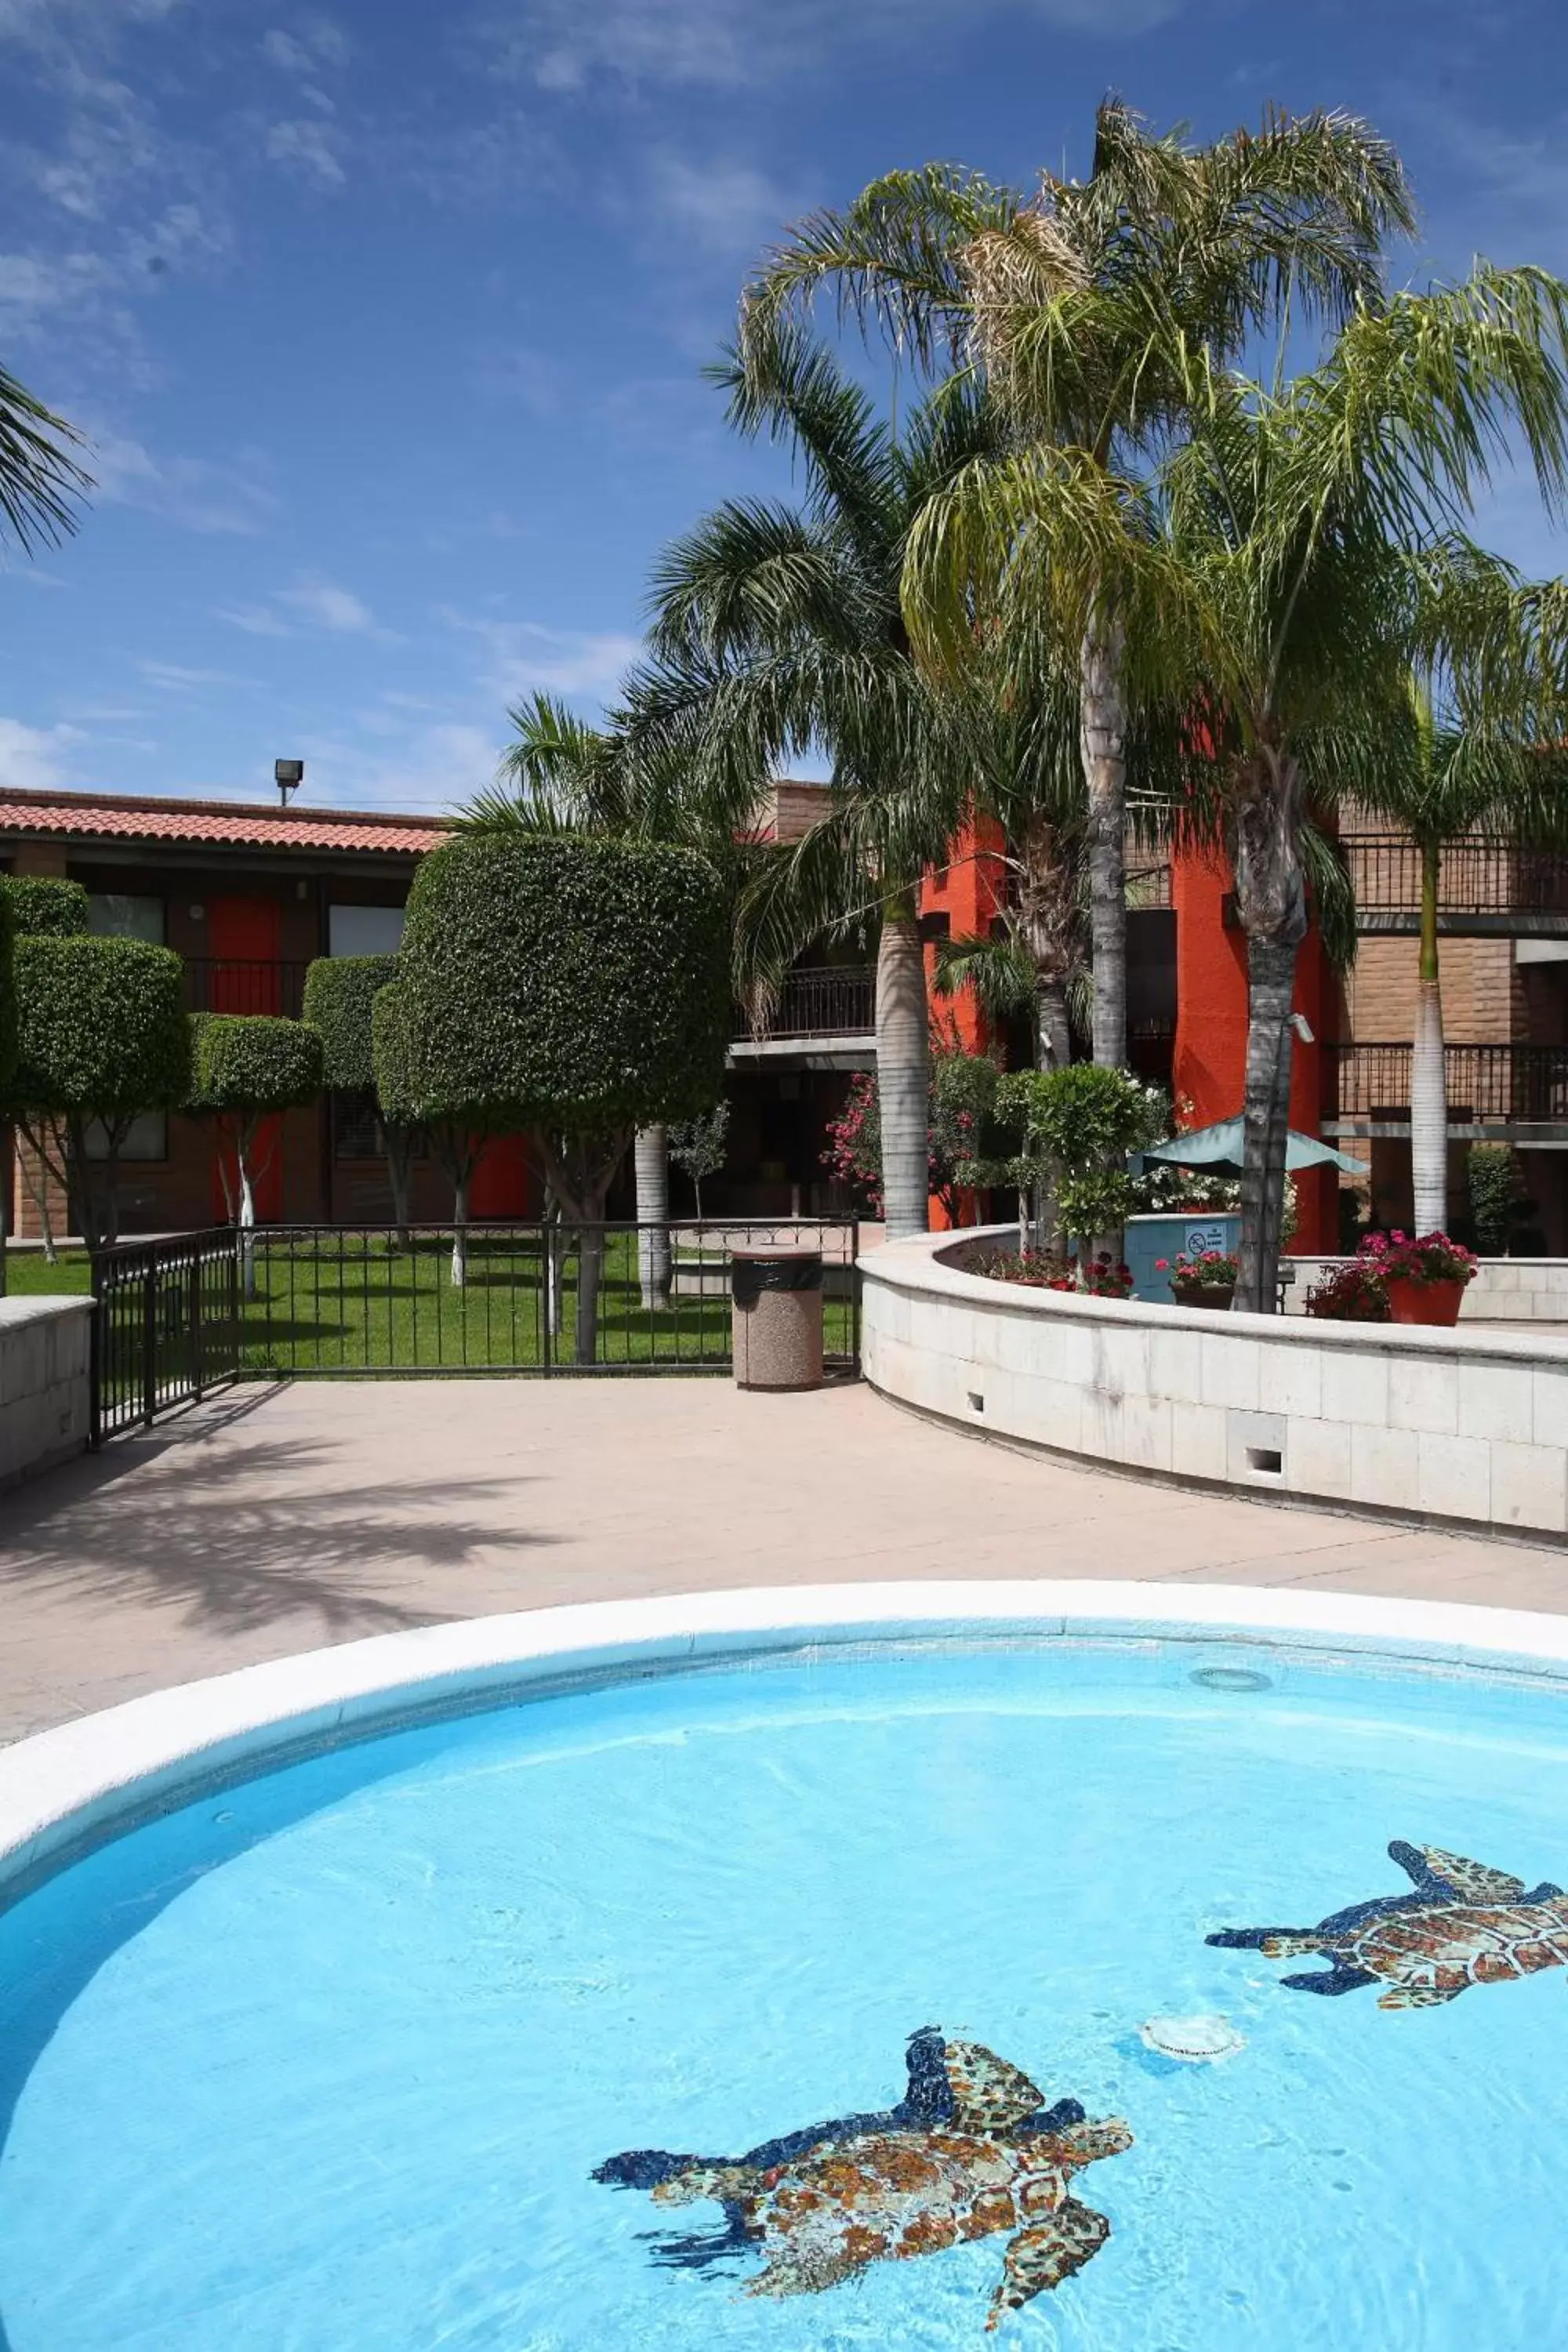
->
[333, 1091, 382, 1161]
[88, 893, 165, 944]
[329, 903, 404, 957]
[83, 1112, 168, 1163]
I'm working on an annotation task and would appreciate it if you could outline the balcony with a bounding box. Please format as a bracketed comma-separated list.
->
[1341, 837, 1568, 937]
[730, 965, 877, 1067]
[182, 957, 309, 1018]
[1327, 1040, 1568, 1137]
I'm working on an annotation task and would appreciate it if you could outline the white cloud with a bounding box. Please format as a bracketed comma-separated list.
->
[261, 19, 349, 75]
[0, 715, 83, 789]
[137, 661, 256, 693]
[276, 576, 376, 632]
[475, 0, 1184, 95]
[643, 151, 800, 257]
[89, 427, 278, 535]
[445, 612, 645, 706]
[265, 118, 347, 190]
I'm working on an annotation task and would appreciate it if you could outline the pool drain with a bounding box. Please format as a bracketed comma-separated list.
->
[1189, 1665, 1274, 1693]
[1139, 2015, 1246, 2063]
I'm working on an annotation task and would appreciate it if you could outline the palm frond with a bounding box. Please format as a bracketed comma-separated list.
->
[0, 364, 91, 554]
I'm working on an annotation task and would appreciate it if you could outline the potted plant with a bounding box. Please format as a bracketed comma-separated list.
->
[1305, 1259, 1391, 1323]
[1158, 1248, 1239, 1311]
[1357, 1230, 1477, 1327]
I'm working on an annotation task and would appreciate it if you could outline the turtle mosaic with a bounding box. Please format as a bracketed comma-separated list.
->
[1208, 1839, 1568, 2009]
[595, 2028, 1131, 2330]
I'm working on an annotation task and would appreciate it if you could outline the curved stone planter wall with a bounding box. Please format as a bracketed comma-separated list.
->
[861, 1229, 1568, 1542]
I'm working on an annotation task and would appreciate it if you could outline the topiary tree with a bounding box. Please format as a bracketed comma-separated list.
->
[370, 980, 491, 1287]
[189, 1012, 323, 1235]
[7, 935, 190, 1247]
[0, 876, 89, 1261]
[1468, 1142, 1530, 1258]
[394, 833, 730, 1355]
[303, 953, 415, 1243]
[0, 875, 89, 938]
[995, 1062, 1165, 1260]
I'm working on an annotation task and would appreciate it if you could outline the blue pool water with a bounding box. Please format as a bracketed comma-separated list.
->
[3, 1635, 1568, 2349]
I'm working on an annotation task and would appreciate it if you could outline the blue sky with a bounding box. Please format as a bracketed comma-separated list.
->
[1, 0, 1566, 815]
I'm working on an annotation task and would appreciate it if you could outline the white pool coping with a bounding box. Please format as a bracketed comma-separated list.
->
[6, 1579, 1568, 1900]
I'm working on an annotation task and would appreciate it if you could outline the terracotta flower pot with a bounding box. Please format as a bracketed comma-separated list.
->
[1172, 1282, 1235, 1312]
[1386, 1276, 1465, 1327]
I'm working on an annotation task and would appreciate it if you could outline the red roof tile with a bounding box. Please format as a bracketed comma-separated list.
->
[0, 787, 448, 857]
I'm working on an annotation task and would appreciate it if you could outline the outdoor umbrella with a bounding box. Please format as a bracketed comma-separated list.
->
[1142, 1118, 1367, 1176]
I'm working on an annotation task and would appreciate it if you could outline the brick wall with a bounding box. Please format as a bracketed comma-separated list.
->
[1343, 936, 1517, 1043]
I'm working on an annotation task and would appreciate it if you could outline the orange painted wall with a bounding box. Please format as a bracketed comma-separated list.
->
[920, 814, 1007, 1226]
[1171, 840, 1335, 1253]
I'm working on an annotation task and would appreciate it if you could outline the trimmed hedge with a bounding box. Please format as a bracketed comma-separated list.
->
[0, 876, 89, 938]
[394, 834, 730, 1127]
[190, 1012, 324, 1114]
[10, 935, 190, 1119]
[303, 954, 400, 1092]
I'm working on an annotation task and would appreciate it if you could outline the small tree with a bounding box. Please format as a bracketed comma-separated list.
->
[0, 876, 89, 1261]
[8, 935, 189, 1247]
[1468, 1142, 1530, 1258]
[394, 834, 730, 1356]
[995, 1063, 1164, 1258]
[190, 1014, 323, 1245]
[668, 1100, 730, 1222]
[303, 954, 415, 1242]
[371, 981, 492, 1289]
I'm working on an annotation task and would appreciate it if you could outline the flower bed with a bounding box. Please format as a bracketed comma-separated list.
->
[978, 1248, 1135, 1298]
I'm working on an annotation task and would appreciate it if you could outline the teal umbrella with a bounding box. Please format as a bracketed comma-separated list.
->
[1143, 1118, 1367, 1177]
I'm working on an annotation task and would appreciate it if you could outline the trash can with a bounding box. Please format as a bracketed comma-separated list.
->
[731, 1247, 824, 1391]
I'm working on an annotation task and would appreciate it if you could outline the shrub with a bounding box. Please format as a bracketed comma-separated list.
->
[303, 954, 399, 1091]
[1305, 1260, 1390, 1321]
[0, 875, 89, 937]
[1159, 1247, 1239, 1291]
[1468, 1143, 1526, 1258]
[9, 934, 190, 1245]
[821, 1050, 1006, 1223]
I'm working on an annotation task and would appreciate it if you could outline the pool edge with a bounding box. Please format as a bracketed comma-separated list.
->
[7, 1580, 1568, 1896]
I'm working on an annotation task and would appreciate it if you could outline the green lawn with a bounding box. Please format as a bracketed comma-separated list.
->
[15, 1233, 858, 1377]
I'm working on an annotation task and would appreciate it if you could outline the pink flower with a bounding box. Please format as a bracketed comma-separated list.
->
[1155, 1258, 1170, 1271]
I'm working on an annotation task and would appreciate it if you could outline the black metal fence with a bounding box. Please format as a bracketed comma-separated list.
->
[89, 1219, 862, 1439]
[182, 957, 310, 1017]
[737, 966, 876, 1042]
[1341, 836, 1568, 920]
[1328, 1041, 1568, 1123]
[90, 1228, 245, 1442]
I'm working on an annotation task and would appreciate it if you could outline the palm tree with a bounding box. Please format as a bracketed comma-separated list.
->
[0, 362, 89, 553]
[905, 265, 1568, 1311]
[742, 100, 1415, 1072]
[1365, 556, 1568, 1234]
[633, 326, 991, 1240]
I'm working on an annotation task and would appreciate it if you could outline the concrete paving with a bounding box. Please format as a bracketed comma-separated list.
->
[1, 1375, 1565, 1743]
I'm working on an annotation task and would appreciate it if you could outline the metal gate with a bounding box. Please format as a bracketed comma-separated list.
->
[89, 1219, 861, 1440]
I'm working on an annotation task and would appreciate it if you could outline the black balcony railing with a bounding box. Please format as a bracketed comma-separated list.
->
[736, 964, 877, 1042]
[183, 956, 309, 1018]
[1329, 1041, 1568, 1123]
[1341, 837, 1568, 921]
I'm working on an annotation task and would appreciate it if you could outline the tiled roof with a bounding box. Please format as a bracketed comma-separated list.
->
[0, 787, 448, 856]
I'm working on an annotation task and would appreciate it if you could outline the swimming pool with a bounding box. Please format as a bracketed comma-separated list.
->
[2, 1585, 1566, 2349]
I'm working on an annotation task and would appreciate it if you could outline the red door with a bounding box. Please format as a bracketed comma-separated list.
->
[208, 896, 285, 1223]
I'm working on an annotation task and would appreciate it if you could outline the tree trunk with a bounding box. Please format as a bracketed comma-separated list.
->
[383, 1123, 413, 1249]
[237, 1121, 258, 1300]
[1410, 837, 1448, 1236]
[17, 1120, 60, 1262]
[451, 1167, 470, 1288]
[1080, 602, 1128, 1071]
[1232, 750, 1308, 1316]
[575, 1225, 604, 1364]
[634, 1123, 672, 1309]
[875, 892, 931, 1241]
[1018, 811, 1075, 1073]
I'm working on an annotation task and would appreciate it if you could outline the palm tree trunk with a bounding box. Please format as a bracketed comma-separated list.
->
[634, 1123, 672, 1308]
[1232, 748, 1308, 1316]
[1080, 601, 1128, 1070]
[875, 891, 931, 1240]
[1410, 836, 1448, 1236]
[1018, 812, 1074, 1073]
